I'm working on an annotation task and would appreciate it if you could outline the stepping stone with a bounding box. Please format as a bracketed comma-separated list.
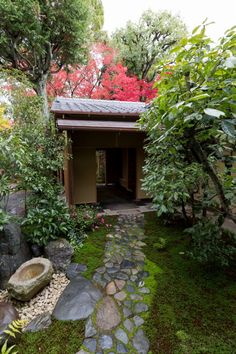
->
[85, 318, 97, 338]
[106, 281, 117, 295]
[114, 291, 127, 301]
[123, 318, 134, 332]
[117, 342, 128, 353]
[99, 335, 113, 350]
[107, 267, 119, 274]
[133, 315, 144, 326]
[132, 329, 149, 353]
[114, 279, 126, 291]
[123, 307, 132, 318]
[24, 312, 51, 333]
[96, 266, 106, 274]
[130, 294, 143, 301]
[134, 303, 148, 314]
[120, 260, 135, 269]
[96, 296, 121, 331]
[139, 287, 150, 294]
[83, 338, 97, 352]
[53, 277, 102, 321]
[115, 272, 129, 280]
[126, 285, 135, 293]
[115, 328, 129, 344]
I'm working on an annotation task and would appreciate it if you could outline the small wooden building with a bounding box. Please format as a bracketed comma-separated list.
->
[51, 97, 148, 205]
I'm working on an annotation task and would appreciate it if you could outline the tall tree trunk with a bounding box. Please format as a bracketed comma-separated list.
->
[34, 73, 49, 120]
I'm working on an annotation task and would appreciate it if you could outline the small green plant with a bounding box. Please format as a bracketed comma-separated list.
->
[0, 208, 10, 231]
[186, 219, 236, 266]
[22, 195, 78, 246]
[153, 237, 167, 250]
[0, 319, 25, 354]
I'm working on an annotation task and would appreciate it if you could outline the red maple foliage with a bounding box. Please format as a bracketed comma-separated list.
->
[47, 44, 157, 102]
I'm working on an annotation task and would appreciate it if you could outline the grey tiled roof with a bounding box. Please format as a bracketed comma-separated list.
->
[51, 97, 146, 116]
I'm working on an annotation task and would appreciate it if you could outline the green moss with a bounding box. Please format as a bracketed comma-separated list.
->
[17, 320, 85, 354]
[143, 212, 236, 354]
[72, 215, 116, 279]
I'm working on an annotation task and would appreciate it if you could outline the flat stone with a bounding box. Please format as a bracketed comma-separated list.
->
[114, 291, 127, 301]
[133, 315, 144, 326]
[83, 338, 97, 352]
[126, 285, 135, 293]
[120, 259, 135, 269]
[23, 312, 51, 333]
[115, 272, 129, 280]
[103, 273, 112, 282]
[139, 287, 150, 294]
[117, 342, 128, 353]
[107, 267, 119, 274]
[123, 318, 134, 332]
[75, 350, 89, 354]
[132, 329, 149, 353]
[85, 318, 97, 338]
[106, 281, 117, 295]
[93, 273, 106, 288]
[96, 296, 121, 331]
[99, 335, 113, 350]
[111, 254, 123, 264]
[53, 277, 102, 320]
[130, 275, 138, 282]
[124, 300, 132, 308]
[130, 294, 143, 301]
[134, 303, 148, 314]
[66, 263, 87, 280]
[96, 266, 106, 274]
[114, 279, 125, 291]
[115, 328, 128, 345]
[105, 262, 113, 268]
[123, 307, 132, 318]
[131, 269, 139, 275]
[7, 257, 53, 301]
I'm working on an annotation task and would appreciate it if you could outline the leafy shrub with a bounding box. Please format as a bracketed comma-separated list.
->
[22, 195, 77, 247]
[0, 209, 10, 231]
[186, 219, 236, 267]
[153, 237, 167, 250]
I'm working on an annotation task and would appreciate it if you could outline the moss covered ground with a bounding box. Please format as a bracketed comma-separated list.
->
[17, 216, 116, 354]
[143, 212, 236, 354]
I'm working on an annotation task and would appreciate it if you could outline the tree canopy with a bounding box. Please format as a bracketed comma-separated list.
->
[112, 10, 187, 81]
[140, 24, 236, 224]
[0, 0, 100, 118]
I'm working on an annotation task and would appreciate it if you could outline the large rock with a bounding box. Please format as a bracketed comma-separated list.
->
[0, 303, 19, 345]
[7, 258, 53, 301]
[44, 238, 74, 272]
[52, 277, 102, 321]
[96, 296, 121, 331]
[0, 223, 31, 289]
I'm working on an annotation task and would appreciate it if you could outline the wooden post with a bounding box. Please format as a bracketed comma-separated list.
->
[63, 131, 74, 206]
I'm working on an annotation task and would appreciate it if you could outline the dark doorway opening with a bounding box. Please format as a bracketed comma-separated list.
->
[96, 148, 137, 208]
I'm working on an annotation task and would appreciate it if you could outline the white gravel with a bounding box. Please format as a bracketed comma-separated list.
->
[0, 273, 69, 323]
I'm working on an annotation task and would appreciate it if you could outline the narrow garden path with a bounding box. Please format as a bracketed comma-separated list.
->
[78, 213, 150, 354]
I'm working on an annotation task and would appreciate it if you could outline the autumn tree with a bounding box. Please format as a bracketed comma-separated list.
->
[112, 10, 187, 81]
[0, 0, 102, 118]
[47, 44, 157, 102]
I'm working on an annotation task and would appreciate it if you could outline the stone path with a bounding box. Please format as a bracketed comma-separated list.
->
[77, 213, 150, 354]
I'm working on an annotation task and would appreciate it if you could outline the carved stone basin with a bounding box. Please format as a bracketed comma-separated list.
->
[7, 258, 53, 301]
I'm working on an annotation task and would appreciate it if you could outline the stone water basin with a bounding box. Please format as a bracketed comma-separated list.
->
[7, 258, 53, 301]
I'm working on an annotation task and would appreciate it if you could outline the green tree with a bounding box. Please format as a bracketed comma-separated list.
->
[140, 24, 236, 225]
[112, 10, 187, 81]
[0, 0, 91, 119]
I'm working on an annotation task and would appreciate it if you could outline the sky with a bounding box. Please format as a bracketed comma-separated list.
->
[102, 0, 236, 41]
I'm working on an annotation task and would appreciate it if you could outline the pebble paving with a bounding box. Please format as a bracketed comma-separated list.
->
[77, 213, 150, 354]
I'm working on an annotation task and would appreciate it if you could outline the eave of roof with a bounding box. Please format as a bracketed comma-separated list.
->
[51, 97, 146, 116]
[57, 119, 143, 132]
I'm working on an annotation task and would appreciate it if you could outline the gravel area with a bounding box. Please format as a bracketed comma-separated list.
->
[0, 273, 69, 323]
